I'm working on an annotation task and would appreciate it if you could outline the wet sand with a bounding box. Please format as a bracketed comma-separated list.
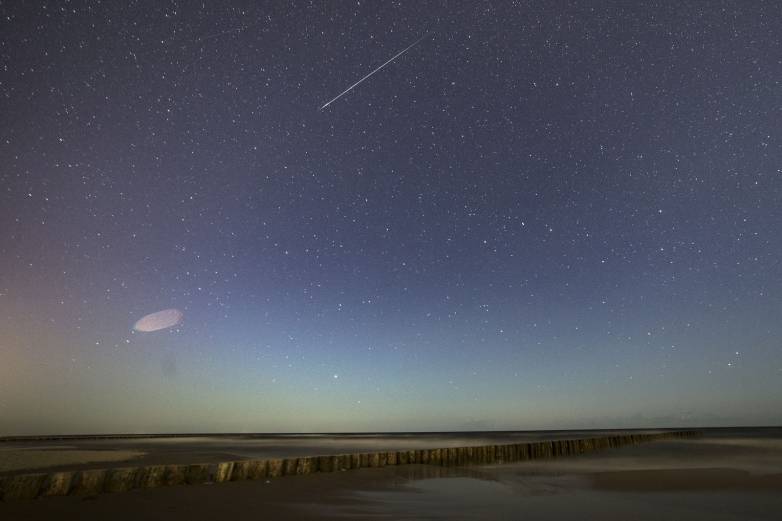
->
[342, 433, 782, 520]
[1, 428, 780, 520]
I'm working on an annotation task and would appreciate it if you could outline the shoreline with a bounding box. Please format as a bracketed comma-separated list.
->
[0, 431, 699, 501]
[2, 433, 781, 520]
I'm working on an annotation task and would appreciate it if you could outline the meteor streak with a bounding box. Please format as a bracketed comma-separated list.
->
[320, 33, 429, 111]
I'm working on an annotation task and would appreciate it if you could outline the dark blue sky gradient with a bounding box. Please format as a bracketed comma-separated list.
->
[1, 1, 780, 434]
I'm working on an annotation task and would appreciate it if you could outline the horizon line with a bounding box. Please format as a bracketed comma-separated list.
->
[2, 425, 778, 442]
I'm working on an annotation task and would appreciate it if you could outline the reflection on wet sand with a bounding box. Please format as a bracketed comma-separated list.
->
[315, 430, 782, 521]
[1, 429, 780, 521]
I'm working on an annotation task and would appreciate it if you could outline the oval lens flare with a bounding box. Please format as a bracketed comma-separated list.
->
[133, 308, 183, 332]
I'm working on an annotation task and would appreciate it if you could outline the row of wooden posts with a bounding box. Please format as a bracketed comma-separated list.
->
[0, 430, 701, 501]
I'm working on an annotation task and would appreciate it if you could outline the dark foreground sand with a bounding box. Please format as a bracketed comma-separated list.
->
[1, 429, 780, 520]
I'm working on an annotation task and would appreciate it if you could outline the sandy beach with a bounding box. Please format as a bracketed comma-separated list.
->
[1, 428, 780, 520]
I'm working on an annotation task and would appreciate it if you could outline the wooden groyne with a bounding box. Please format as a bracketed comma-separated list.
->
[0, 430, 700, 501]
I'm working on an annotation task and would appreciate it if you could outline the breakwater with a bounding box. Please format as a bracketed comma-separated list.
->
[0, 430, 700, 501]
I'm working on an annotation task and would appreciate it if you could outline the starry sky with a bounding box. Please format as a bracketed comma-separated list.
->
[1, 1, 781, 436]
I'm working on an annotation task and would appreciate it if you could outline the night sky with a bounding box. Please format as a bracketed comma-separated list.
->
[1, 2, 781, 435]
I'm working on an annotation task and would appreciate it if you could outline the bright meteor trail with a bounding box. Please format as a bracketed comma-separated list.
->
[319, 33, 429, 111]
